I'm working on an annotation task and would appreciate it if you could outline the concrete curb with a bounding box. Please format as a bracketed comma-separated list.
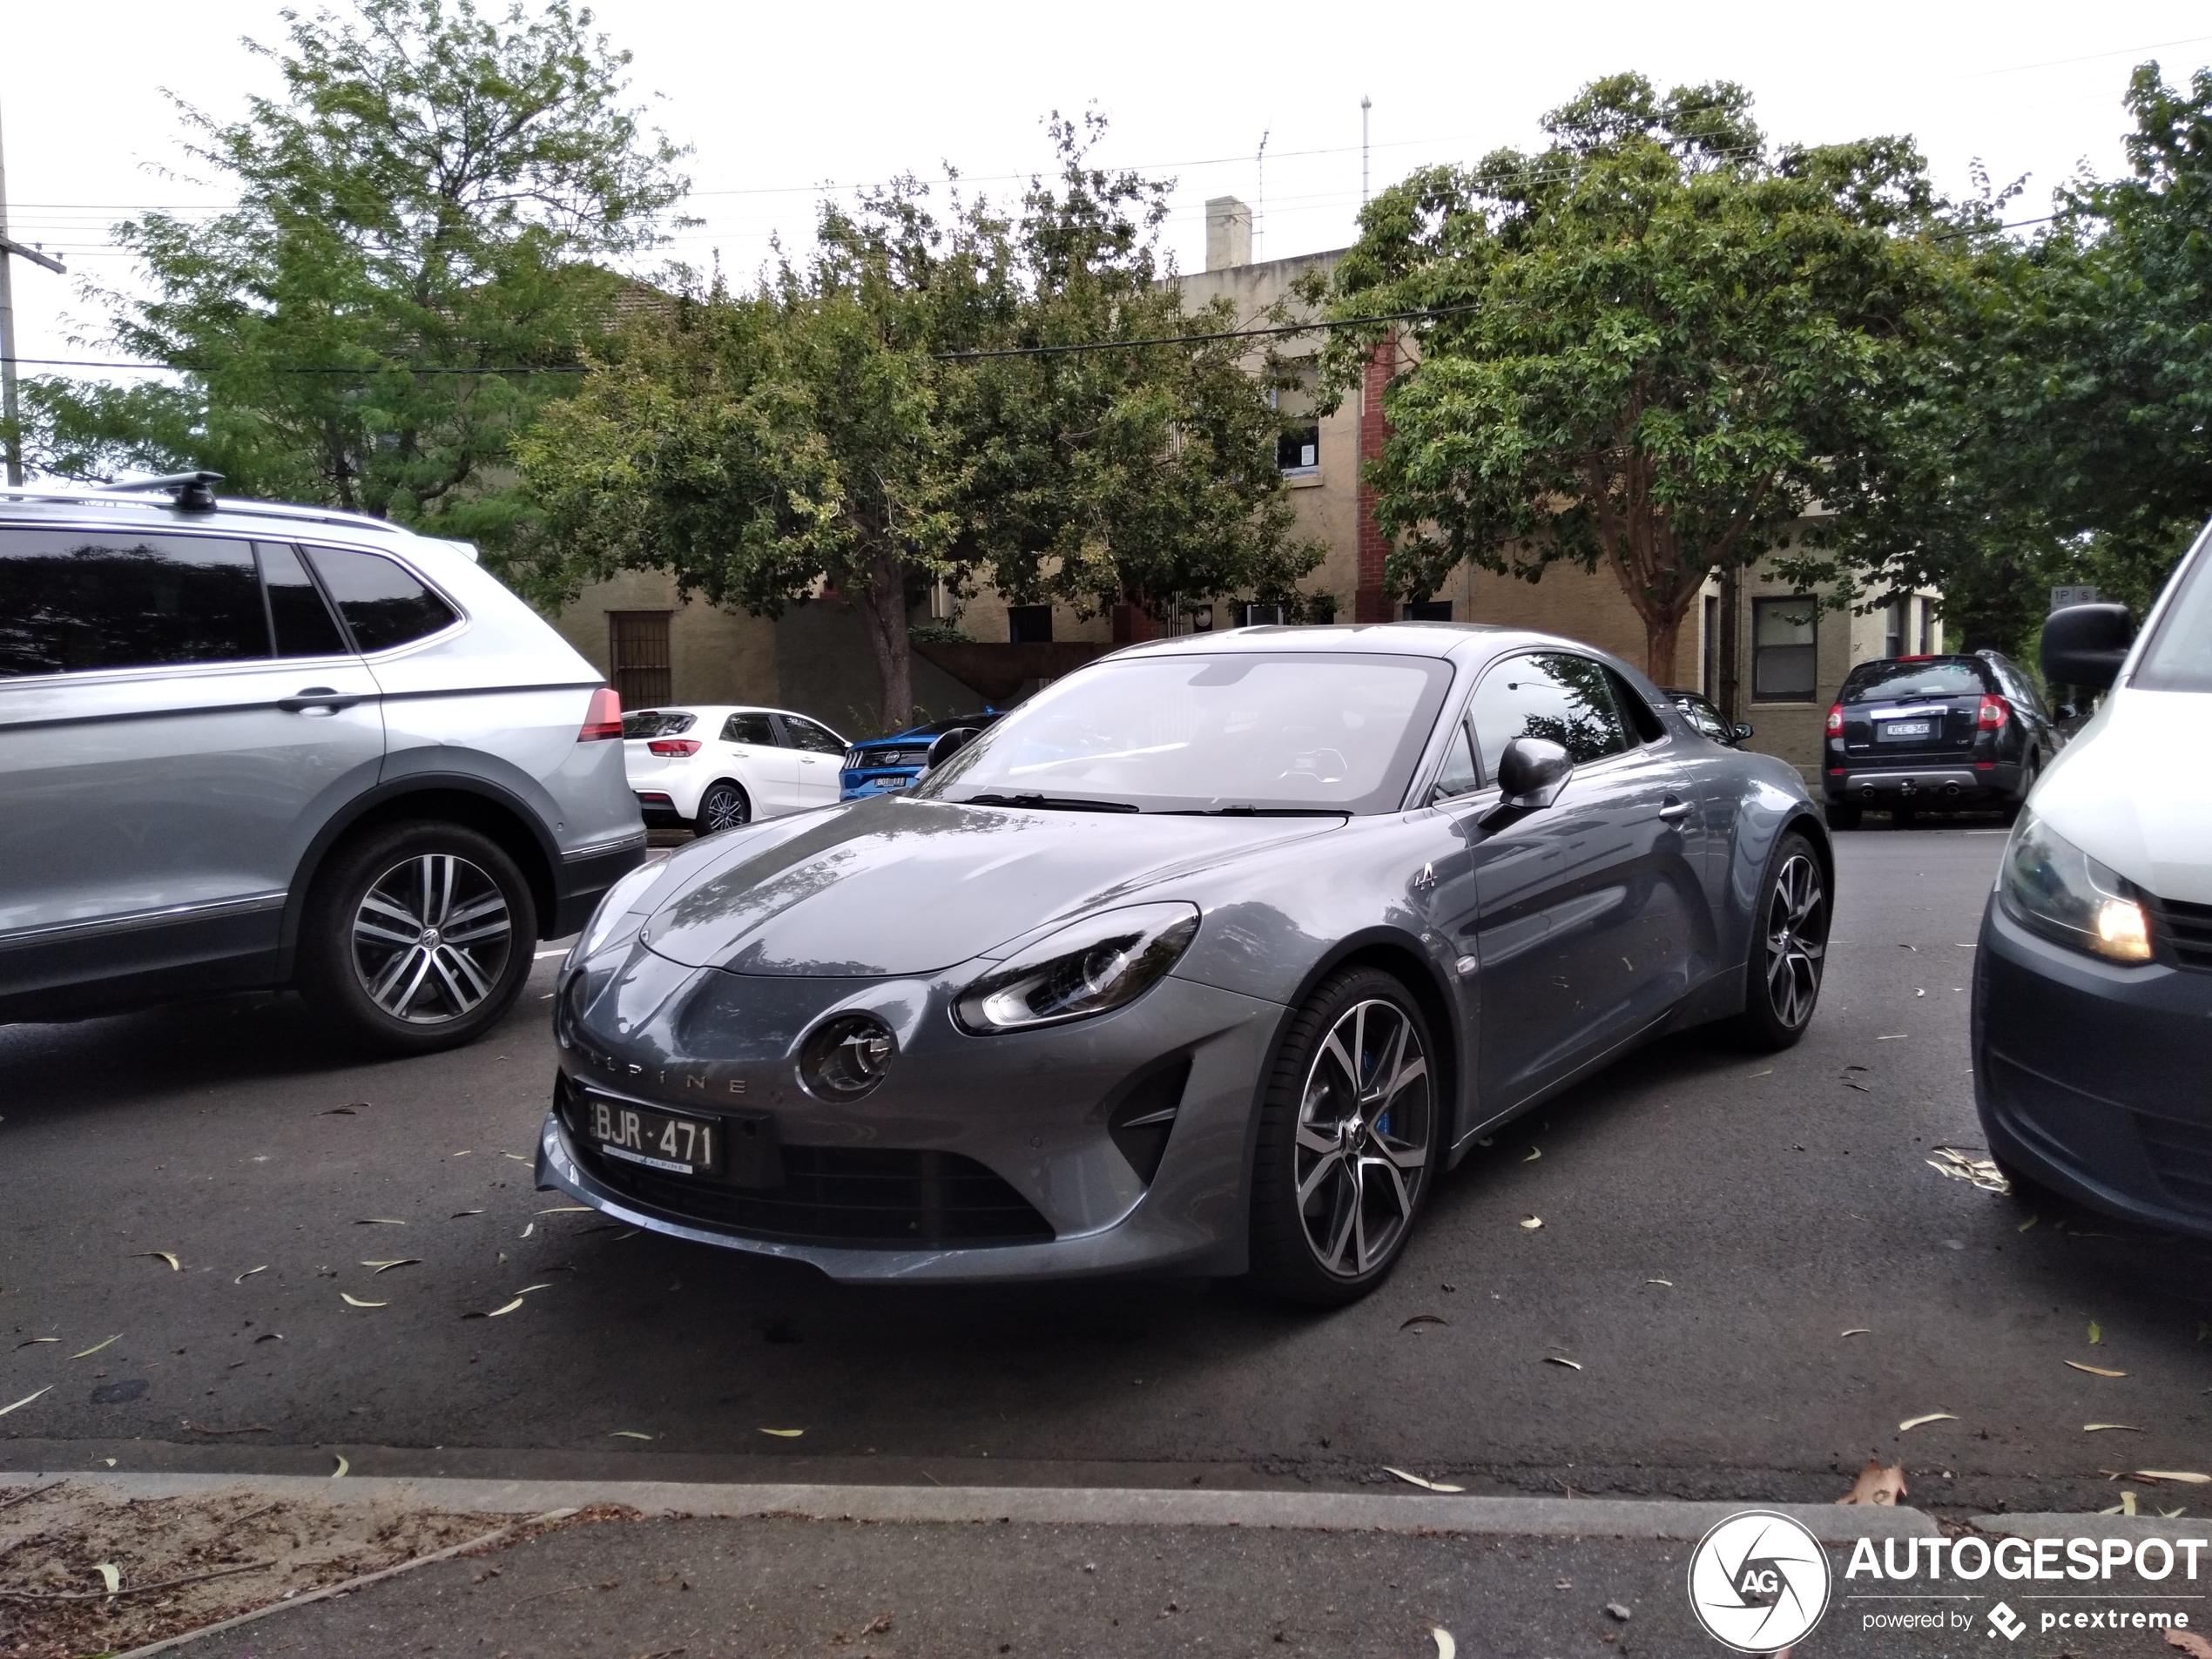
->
[8, 1470, 1936, 1543]
[1972, 1512, 2212, 1540]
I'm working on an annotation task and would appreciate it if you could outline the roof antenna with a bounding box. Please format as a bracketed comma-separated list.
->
[1256, 130, 1270, 262]
[108, 469, 224, 512]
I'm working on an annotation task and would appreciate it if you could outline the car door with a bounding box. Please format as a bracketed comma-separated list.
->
[1440, 651, 1706, 1112]
[776, 713, 848, 806]
[0, 527, 383, 999]
[718, 710, 802, 815]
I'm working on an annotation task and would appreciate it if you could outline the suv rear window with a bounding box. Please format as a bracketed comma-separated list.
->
[623, 710, 694, 738]
[302, 546, 458, 652]
[1840, 658, 1992, 703]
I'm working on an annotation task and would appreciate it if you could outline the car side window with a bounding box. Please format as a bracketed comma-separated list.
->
[256, 543, 349, 658]
[301, 545, 458, 652]
[1430, 719, 1480, 802]
[779, 715, 844, 753]
[1603, 667, 1667, 742]
[721, 711, 777, 745]
[0, 528, 268, 677]
[1469, 651, 1633, 776]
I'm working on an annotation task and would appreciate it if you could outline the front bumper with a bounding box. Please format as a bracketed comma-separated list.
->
[536, 948, 1288, 1282]
[1824, 763, 2018, 806]
[1973, 894, 2212, 1240]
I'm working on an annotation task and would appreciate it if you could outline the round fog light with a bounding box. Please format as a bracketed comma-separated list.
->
[799, 1013, 897, 1101]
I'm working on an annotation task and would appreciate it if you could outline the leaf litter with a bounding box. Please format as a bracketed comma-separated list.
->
[1836, 1461, 1908, 1505]
[2067, 1361, 2128, 1378]
[1925, 1148, 2009, 1193]
[1898, 1413, 1957, 1432]
[132, 1252, 180, 1271]
[1383, 1467, 1464, 1493]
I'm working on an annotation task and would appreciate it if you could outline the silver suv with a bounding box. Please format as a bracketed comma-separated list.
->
[0, 474, 645, 1054]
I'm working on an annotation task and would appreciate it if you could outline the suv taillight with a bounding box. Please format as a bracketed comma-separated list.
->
[1825, 704, 1844, 736]
[1977, 694, 2009, 730]
[579, 686, 623, 741]
[648, 738, 701, 757]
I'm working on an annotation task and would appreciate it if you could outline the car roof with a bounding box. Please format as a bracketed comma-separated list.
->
[0, 483, 460, 551]
[1111, 622, 1526, 660]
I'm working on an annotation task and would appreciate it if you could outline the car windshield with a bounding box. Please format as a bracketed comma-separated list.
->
[913, 652, 1453, 813]
[2134, 531, 2212, 692]
[1841, 660, 1990, 703]
[622, 710, 695, 738]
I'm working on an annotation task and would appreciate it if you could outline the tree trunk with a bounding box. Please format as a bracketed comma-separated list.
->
[852, 552, 913, 736]
[1642, 605, 1683, 688]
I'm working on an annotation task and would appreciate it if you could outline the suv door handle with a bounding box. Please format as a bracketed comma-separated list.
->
[1657, 799, 1693, 821]
[277, 687, 361, 713]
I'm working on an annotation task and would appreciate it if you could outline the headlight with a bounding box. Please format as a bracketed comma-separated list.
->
[1998, 813, 2153, 964]
[573, 861, 663, 962]
[954, 903, 1200, 1034]
[799, 1012, 897, 1101]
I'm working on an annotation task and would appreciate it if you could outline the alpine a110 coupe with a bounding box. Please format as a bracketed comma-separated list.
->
[540, 624, 1832, 1303]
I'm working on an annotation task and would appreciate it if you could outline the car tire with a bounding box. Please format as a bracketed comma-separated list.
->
[297, 820, 536, 1056]
[1891, 805, 1917, 828]
[695, 780, 752, 837]
[1728, 830, 1829, 1052]
[1249, 966, 1440, 1306]
[1824, 801, 1862, 832]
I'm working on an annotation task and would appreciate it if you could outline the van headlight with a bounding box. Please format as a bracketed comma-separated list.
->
[1998, 813, 2153, 964]
[955, 904, 1200, 1034]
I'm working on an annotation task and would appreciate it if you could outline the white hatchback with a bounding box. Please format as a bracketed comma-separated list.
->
[622, 705, 850, 834]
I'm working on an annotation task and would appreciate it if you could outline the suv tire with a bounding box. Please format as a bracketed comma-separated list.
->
[1824, 800, 1862, 832]
[298, 820, 536, 1055]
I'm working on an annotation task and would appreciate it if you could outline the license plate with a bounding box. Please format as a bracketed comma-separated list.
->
[1878, 720, 1932, 740]
[584, 1096, 722, 1177]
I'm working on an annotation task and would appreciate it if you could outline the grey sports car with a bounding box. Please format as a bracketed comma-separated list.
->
[538, 624, 1831, 1303]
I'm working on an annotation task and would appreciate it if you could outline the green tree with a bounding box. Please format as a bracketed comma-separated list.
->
[25, 0, 685, 548]
[1314, 74, 1959, 684]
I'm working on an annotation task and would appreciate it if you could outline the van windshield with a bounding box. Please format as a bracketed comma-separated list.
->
[2133, 533, 2212, 693]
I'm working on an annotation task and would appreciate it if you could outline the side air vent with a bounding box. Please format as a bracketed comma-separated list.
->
[1105, 1057, 1192, 1185]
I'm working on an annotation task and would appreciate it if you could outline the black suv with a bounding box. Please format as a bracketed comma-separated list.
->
[1822, 651, 2063, 829]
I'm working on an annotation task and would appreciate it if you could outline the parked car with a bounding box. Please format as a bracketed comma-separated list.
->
[1821, 650, 2063, 829]
[840, 711, 1004, 800]
[543, 624, 1831, 1304]
[1662, 688, 1753, 747]
[623, 705, 850, 833]
[1974, 517, 2212, 1240]
[0, 473, 644, 1052]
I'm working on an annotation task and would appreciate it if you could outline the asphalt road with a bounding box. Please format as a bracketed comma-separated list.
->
[3, 826, 2208, 1517]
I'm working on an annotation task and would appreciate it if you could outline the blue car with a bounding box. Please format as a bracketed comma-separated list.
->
[840, 711, 1002, 799]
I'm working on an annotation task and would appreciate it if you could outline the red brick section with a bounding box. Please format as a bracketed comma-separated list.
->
[1354, 334, 1395, 623]
[1110, 602, 1160, 644]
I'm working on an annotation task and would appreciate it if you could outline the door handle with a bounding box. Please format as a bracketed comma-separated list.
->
[1657, 799, 1693, 821]
[277, 687, 361, 713]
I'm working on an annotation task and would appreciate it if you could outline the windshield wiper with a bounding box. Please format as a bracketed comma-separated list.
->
[960, 792, 1140, 813]
[1168, 806, 1351, 817]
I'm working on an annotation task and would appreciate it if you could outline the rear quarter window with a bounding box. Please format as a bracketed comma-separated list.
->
[303, 545, 458, 652]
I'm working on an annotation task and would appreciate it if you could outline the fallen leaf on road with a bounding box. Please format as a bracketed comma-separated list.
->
[1544, 1356, 1583, 1371]
[356, 1218, 407, 1226]
[1844, 1082, 1871, 1092]
[1646, 1278, 1673, 1287]
[610, 1431, 653, 1440]
[1400, 1314, 1449, 1331]
[94, 1563, 119, 1595]
[859, 1612, 893, 1636]
[1877, 1034, 1906, 1041]
[2164, 1628, 2212, 1657]
[2018, 1217, 2039, 1232]
[519, 1223, 534, 1238]
[1925, 1148, 2009, 1193]
[1520, 1217, 1543, 1231]
[331, 1455, 347, 1478]
[502, 1153, 530, 1163]
[340, 1293, 387, 1308]
[317, 1105, 361, 1116]
[1747, 1069, 1773, 1079]
[537, 1205, 592, 1214]
[235, 1266, 266, 1284]
[180, 1420, 273, 1435]
[0, 1387, 52, 1419]
[1432, 1628, 1457, 1658]
[1523, 1147, 1541, 1162]
[132, 1251, 179, 1271]
[1605, 1603, 1633, 1622]
[70, 1336, 119, 1359]
[2090, 1321, 2103, 1344]
[2067, 1362, 2128, 1377]
[759, 1427, 805, 1438]
[1384, 1467, 1464, 1493]
[2137, 1472, 2212, 1485]
[513, 1284, 553, 1296]
[1898, 1413, 1957, 1432]
[1837, 1460, 1907, 1505]
[2085, 1424, 2143, 1433]
[1841, 1328, 1871, 1337]
[253, 1332, 282, 1343]
[484, 1298, 525, 1318]
[365, 1259, 421, 1274]
[15, 1338, 57, 1348]
[448, 1150, 472, 1157]
[450, 1210, 484, 1218]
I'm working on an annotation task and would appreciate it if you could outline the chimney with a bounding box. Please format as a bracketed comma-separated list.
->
[1204, 196, 1252, 271]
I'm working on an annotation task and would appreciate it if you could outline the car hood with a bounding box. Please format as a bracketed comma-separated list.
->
[640, 795, 1345, 976]
[2032, 686, 2212, 903]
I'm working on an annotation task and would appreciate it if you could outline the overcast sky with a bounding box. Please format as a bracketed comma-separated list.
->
[4, 0, 2209, 378]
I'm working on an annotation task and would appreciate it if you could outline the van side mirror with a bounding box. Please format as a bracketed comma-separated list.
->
[2041, 604, 2134, 691]
[1495, 736, 1575, 810]
[1732, 721, 1755, 743]
[922, 726, 981, 772]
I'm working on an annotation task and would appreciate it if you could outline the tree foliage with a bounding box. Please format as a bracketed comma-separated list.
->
[26, 0, 685, 550]
[1314, 74, 1962, 684]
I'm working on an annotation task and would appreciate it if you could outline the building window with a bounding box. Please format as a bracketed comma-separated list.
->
[1403, 600, 1453, 622]
[1273, 364, 1321, 475]
[1751, 597, 1817, 701]
[1918, 600, 1936, 656]
[1234, 602, 1285, 627]
[607, 610, 671, 710]
[1883, 598, 1906, 659]
[1008, 604, 1053, 644]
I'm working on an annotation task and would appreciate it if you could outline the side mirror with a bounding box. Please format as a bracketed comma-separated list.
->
[1731, 721, 1755, 743]
[1495, 736, 1575, 811]
[922, 725, 981, 772]
[2041, 604, 2134, 691]
[2054, 702, 2079, 724]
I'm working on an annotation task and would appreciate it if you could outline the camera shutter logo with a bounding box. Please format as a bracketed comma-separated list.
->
[1686, 1510, 1832, 1652]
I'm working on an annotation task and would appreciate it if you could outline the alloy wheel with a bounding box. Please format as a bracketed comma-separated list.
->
[350, 853, 514, 1024]
[701, 784, 750, 833]
[1764, 853, 1827, 1028]
[1292, 997, 1433, 1278]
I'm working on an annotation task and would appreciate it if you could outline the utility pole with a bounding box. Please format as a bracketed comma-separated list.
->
[0, 95, 68, 488]
[1255, 131, 1269, 263]
[1360, 95, 1372, 206]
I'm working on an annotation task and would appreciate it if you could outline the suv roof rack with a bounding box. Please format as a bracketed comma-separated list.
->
[103, 470, 225, 511]
[0, 477, 417, 537]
